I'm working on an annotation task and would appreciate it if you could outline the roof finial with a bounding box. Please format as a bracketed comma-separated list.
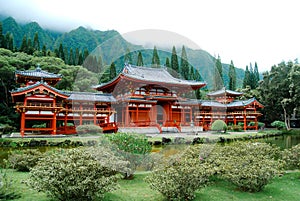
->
[36, 64, 41, 71]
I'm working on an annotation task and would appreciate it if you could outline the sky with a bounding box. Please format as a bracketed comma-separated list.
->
[0, 0, 299, 72]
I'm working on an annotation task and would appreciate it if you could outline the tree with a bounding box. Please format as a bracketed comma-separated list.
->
[165, 57, 170, 68]
[136, 51, 144, 66]
[20, 35, 27, 53]
[75, 48, 80, 65]
[58, 43, 65, 61]
[258, 61, 297, 129]
[33, 32, 40, 51]
[253, 62, 260, 88]
[151, 46, 160, 67]
[110, 62, 116, 79]
[68, 48, 74, 65]
[243, 65, 251, 88]
[214, 55, 223, 90]
[124, 48, 133, 64]
[180, 45, 189, 80]
[228, 60, 236, 90]
[171, 46, 179, 77]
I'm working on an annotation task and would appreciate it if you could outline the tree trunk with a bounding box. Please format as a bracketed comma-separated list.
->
[282, 106, 291, 130]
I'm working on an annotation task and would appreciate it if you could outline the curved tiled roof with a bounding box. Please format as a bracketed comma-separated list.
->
[207, 88, 243, 97]
[67, 92, 116, 103]
[200, 97, 263, 108]
[94, 64, 206, 91]
[15, 67, 62, 79]
[11, 81, 66, 95]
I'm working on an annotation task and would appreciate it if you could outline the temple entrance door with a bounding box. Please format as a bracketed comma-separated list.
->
[156, 104, 165, 126]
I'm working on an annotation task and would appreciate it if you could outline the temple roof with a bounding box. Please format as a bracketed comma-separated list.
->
[207, 88, 243, 97]
[15, 67, 62, 79]
[67, 92, 116, 103]
[200, 97, 263, 108]
[11, 81, 66, 95]
[94, 64, 206, 92]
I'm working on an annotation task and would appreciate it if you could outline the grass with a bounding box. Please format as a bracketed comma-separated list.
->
[4, 169, 300, 201]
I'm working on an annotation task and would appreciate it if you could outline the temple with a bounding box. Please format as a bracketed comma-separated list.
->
[11, 66, 117, 137]
[11, 64, 264, 136]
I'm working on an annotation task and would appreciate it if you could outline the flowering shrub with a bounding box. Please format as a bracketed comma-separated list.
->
[76, 124, 102, 134]
[8, 149, 43, 172]
[26, 148, 123, 200]
[282, 144, 300, 170]
[145, 144, 214, 200]
[207, 142, 281, 192]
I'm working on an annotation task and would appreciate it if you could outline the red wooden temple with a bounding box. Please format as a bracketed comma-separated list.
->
[11, 64, 263, 136]
[11, 66, 117, 137]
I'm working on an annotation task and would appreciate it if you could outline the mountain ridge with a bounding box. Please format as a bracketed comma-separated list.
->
[1, 16, 245, 89]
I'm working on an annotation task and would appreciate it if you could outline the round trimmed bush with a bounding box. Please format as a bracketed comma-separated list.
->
[211, 120, 227, 133]
[8, 149, 43, 172]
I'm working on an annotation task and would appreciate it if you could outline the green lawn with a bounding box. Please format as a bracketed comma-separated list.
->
[5, 170, 300, 201]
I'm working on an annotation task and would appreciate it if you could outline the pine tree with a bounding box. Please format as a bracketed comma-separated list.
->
[165, 57, 170, 68]
[151, 46, 160, 67]
[69, 48, 74, 65]
[42, 45, 47, 56]
[58, 43, 65, 61]
[214, 55, 223, 90]
[171, 46, 179, 77]
[228, 60, 236, 90]
[20, 35, 27, 53]
[180, 45, 189, 80]
[243, 65, 251, 88]
[83, 49, 89, 61]
[96, 56, 103, 73]
[124, 48, 133, 64]
[110, 62, 116, 79]
[33, 32, 40, 51]
[75, 48, 80, 65]
[253, 62, 260, 88]
[7, 33, 13, 51]
[27, 37, 34, 55]
[136, 51, 144, 66]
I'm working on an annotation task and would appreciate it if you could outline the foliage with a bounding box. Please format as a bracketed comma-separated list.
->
[76, 124, 102, 134]
[145, 146, 214, 201]
[170, 46, 179, 77]
[271, 120, 286, 130]
[207, 142, 282, 192]
[214, 55, 223, 90]
[8, 149, 43, 172]
[151, 46, 160, 67]
[26, 148, 122, 201]
[106, 133, 152, 178]
[0, 168, 20, 200]
[282, 144, 300, 170]
[258, 61, 299, 128]
[211, 120, 227, 133]
[228, 60, 236, 90]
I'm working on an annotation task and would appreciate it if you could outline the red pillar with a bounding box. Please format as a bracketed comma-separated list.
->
[52, 113, 57, 135]
[20, 112, 25, 137]
[125, 105, 129, 126]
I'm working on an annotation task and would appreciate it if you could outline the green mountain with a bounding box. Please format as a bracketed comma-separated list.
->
[1, 16, 245, 89]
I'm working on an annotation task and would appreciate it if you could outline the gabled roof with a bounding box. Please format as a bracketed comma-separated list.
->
[67, 92, 116, 103]
[227, 97, 264, 108]
[11, 82, 68, 99]
[200, 97, 264, 108]
[207, 88, 243, 97]
[16, 67, 62, 79]
[94, 64, 206, 92]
